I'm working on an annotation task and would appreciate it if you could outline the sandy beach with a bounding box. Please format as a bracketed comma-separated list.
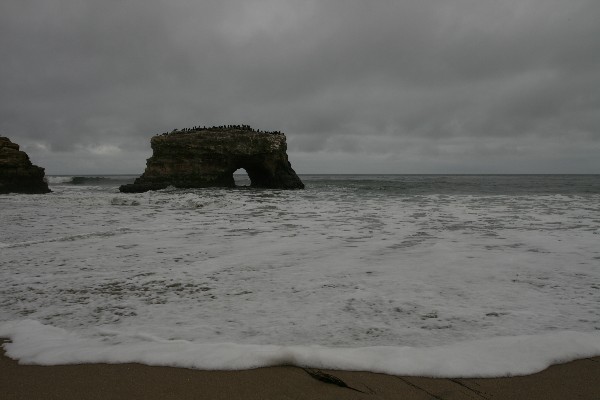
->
[1, 341, 598, 400]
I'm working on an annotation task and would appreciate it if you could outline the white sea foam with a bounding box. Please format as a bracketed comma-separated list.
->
[46, 176, 74, 184]
[1, 177, 599, 376]
[1, 320, 599, 377]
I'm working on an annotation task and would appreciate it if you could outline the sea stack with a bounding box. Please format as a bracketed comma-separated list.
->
[120, 126, 304, 193]
[0, 136, 51, 194]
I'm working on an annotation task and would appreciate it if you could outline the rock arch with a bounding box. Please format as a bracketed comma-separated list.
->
[120, 127, 304, 193]
[232, 168, 250, 186]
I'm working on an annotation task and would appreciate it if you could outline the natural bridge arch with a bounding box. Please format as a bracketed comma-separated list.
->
[233, 168, 250, 186]
[120, 126, 304, 193]
[229, 162, 275, 188]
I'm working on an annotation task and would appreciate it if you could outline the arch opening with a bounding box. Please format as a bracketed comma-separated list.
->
[233, 168, 250, 187]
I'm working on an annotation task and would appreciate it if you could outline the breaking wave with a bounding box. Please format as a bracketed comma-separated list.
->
[46, 175, 137, 186]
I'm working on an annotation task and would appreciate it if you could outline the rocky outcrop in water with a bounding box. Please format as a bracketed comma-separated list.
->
[0, 136, 51, 194]
[120, 126, 304, 193]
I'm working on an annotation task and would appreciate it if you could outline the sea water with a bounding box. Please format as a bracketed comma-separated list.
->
[1, 175, 599, 376]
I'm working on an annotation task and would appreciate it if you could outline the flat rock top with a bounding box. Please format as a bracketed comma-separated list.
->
[152, 129, 287, 155]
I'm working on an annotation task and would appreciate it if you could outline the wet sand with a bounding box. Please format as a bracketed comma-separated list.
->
[1, 342, 599, 399]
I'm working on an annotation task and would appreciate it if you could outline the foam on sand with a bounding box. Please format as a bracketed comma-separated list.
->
[1, 320, 599, 377]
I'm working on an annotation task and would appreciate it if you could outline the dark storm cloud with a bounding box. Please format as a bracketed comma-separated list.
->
[1, 0, 599, 173]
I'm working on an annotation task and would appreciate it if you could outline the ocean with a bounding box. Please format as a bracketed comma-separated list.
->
[1, 174, 599, 376]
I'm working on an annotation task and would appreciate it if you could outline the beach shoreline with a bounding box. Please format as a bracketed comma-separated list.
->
[2, 340, 599, 399]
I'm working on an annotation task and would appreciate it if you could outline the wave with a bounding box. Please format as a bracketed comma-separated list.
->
[109, 192, 235, 210]
[3, 228, 132, 248]
[71, 176, 110, 185]
[46, 176, 75, 184]
[46, 175, 137, 186]
[1, 320, 599, 377]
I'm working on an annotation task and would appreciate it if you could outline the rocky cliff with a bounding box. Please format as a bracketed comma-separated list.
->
[120, 126, 304, 192]
[0, 136, 51, 194]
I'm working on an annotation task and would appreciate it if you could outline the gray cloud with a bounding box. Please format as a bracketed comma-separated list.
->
[1, 0, 599, 173]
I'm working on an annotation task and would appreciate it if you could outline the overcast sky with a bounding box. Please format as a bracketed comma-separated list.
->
[1, 0, 599, 174]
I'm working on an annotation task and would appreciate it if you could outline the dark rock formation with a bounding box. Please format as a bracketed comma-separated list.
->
[120, 126, 304, 193]
[0, 136, 51, 194]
